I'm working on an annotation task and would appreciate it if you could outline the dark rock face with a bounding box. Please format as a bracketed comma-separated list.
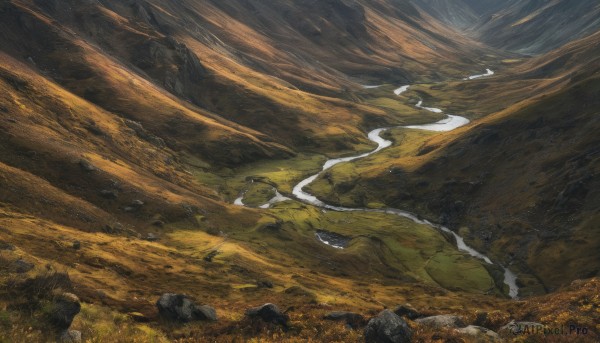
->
[156, 293, 217, 322]
[364, 310, 412, 343]
[415, 314, 465, 329]
[133, 37, 207, 98]
[50, 293, 81, 331]
[393, 304, 421, 320]
[245, 303, 288, 327]
[324, 311, 365, 329]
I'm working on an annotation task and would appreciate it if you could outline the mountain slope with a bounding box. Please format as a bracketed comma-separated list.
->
[309, 31, 600, 295]
[0, 0, 599, 341]
[475, 0, 600, 54]
[411, 0, 512, 29]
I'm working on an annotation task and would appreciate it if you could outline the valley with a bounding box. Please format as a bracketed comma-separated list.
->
[0, 0, 598, 342]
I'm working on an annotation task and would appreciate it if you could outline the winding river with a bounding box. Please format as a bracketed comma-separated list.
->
[237, 70, 519, 298]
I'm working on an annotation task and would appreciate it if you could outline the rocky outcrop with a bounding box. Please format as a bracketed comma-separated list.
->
[156, 294, 217, 322]
[364, 310, 412, 343]
[133, 37, 207, 97]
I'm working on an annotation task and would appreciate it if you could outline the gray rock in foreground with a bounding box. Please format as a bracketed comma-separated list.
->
[364, 310, 412, 343]
[245, 303, 288, 326]
[456, 325, 501, 342]
[415, 314, 465, 329]
[156, 293, 217, 322]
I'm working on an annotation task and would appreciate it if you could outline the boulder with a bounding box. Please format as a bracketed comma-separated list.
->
[156, 294, 217, 322]
[72, 241, 81, 250]
[59, 330, 82, 343]
[393, 304, 421, 320]
[456, 325, 501, 342]
[50, 293, 81, 331]
[245, 303, 288, 327]
[324, 311, 365, 329]
[415, 314, 465, 329]
[364, 310, 412, 343]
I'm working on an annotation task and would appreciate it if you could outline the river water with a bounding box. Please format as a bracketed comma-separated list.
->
[236, 70, 519, 298]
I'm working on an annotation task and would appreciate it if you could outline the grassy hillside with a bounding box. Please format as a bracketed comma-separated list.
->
[0, 0, 598, 341]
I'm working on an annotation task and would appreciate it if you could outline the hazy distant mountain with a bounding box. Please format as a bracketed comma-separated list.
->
[411, 0, 511, 29]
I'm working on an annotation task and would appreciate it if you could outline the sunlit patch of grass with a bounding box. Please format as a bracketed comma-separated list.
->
[75, 303, 169, 343]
